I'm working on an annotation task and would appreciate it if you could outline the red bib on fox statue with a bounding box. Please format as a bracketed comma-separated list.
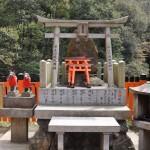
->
[23, 73, 31, 92]
[7, 71, 17, 91]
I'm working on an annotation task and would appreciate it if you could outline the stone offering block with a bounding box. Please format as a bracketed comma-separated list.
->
[40, 86, 126, 106]
[3, 95, 35, 108]
[0, 106, 35, 118]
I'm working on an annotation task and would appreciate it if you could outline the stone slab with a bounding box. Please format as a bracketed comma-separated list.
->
[134, 121, 150, 131]
[40, 86, 126, 106]
[0, 105, 36, 118]
[35, 105, 130, 120]
[49, 117, 120, 133]
[3, 95, 35, 108]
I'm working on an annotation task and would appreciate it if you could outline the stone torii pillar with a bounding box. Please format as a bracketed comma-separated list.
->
[52, 27, 60, 87]
[105, 27, 114, 87]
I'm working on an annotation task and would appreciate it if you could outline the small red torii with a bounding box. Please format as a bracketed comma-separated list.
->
[65, 56, 91, 88]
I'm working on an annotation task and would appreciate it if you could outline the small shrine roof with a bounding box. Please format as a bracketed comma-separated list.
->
[130, 82, 150, 95]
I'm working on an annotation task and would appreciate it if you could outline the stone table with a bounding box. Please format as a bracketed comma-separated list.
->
[48, 117, 120, 150]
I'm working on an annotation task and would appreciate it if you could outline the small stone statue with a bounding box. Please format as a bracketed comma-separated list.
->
[7, 71, 18, 97]
[22, 72, 32, 97]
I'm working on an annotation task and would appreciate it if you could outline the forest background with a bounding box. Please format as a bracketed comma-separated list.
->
[0, 0, 149, 81]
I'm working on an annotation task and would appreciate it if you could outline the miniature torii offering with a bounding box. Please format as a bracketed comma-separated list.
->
[37, 15, 128, 106]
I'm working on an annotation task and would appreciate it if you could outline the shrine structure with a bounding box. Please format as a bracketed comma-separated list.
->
[32, 16, 132, 150]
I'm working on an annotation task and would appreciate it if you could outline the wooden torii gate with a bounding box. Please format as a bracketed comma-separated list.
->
[36, 15, 128, 88]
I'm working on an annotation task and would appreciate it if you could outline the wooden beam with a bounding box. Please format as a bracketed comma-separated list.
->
[36, 15, 128, 28]
[45, 33, 119, 39]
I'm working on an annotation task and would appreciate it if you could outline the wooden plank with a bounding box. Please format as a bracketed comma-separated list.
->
[36, 15, 128, 28]
[45, 33, 119, 39]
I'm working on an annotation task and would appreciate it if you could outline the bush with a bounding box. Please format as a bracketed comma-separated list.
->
[126, 60, 149, 76]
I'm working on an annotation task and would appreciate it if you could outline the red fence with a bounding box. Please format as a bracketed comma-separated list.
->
[0, 78, 148, 122]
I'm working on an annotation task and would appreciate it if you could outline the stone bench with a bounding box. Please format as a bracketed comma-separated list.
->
[48, 117, 120, 150]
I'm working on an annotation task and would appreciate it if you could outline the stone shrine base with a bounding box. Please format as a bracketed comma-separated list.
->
[30, 105, 134, 150]
[35, 105, 130, 120]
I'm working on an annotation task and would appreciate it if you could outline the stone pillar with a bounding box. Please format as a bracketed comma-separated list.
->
[104, 62, 108, 82]
[40, 60, 47, 88]
[57, 132, 64, 150]
[61, 62, 67, 85]
[105, 27, 114, 87]
[52, 27, 60, 87]
[11, 118, 28, 143]
[100, 133, 109, 150]
[113, 62, 119, 86]
[47, 59, 52, 86]
[139, 129, 150, 150]
[118, 61, 125, 88]
[97, 62, 102, 79]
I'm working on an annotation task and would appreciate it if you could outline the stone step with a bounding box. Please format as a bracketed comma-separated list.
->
[35, 105, 130, 120]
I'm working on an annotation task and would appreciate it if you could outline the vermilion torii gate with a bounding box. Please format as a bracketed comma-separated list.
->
[36, 15, 128, 88]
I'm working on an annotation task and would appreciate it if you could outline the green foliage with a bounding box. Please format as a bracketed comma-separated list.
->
[0, 30, 17, 66]
[126, 60, 149, 76]
[0, 0, 149, 79]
